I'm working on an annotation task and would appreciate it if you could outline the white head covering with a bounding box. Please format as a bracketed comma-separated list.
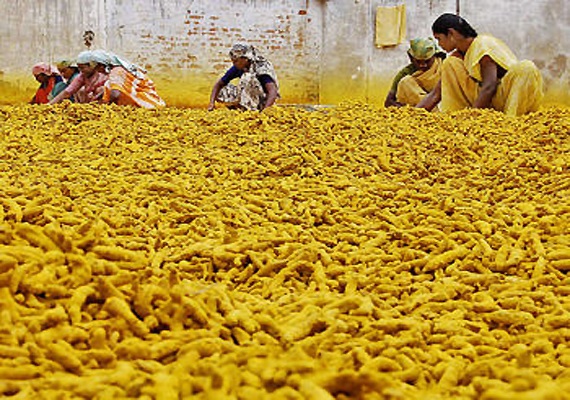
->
[90, 49, 114, 66]
[76, 51, 94, 65]
[76, 49, 146, 78]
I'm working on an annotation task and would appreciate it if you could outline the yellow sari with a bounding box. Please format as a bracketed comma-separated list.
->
[396, 57, 443, 106]
[440, 34, 543, 116]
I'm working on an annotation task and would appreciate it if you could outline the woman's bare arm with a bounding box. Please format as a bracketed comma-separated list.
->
[473, 55, 498, 109]
[416, 80, 442, 111]
[208, 79, 225, 111]
[48, 90, 71, 105]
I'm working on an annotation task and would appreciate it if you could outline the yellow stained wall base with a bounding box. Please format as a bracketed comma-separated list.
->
[1, 73, 319, 108]
[2, 72, 569, 108]
[319, 75, 394, 107]
[0, 74, 36, 105]
[543, 78, 570, 107]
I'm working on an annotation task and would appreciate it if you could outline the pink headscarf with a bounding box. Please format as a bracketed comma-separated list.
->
[32, 62, 59, 77]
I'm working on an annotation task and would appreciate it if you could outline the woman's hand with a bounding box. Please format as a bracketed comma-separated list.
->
[416, 80, 442, 111]
[384, 90, 403, 108]
[208, 80, 225, 111]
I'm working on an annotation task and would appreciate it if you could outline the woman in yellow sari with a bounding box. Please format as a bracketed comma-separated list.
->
[417, 14, 543, 116]
[385, 37, 446, 107]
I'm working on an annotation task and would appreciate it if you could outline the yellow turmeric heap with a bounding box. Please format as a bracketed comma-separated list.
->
[0, 102, 568, 399]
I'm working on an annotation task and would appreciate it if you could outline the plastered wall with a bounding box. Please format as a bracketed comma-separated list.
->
[320, 0, 459, 105]
[1, 0, 568, 107]
[320, 0, 570, 105]
[460, 0, 570, 106]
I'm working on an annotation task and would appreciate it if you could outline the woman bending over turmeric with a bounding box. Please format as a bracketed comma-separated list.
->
[417, 13, 543, 116]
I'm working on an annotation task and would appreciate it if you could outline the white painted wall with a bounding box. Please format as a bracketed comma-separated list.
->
[319, 0, 458, 104]
[1, 0, 568, 106]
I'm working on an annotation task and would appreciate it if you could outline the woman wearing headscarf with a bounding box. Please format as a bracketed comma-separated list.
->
[88, 50, 165, 109]
[49, 51, 108, 104]
[30, 63, 65, 104]
[55, 59, 82, 102]
[417, 14, 543, 116]
[385, 37, 446, 107]
[208, 43, 280, 111]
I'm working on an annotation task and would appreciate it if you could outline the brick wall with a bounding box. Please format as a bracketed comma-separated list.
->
[0, 0, 323, 106]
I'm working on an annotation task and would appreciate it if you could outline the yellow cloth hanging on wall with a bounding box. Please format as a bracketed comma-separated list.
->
[375, 4, 406, 48]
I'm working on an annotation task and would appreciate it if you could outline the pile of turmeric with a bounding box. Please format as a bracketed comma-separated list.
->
[0, 102, 568, 399]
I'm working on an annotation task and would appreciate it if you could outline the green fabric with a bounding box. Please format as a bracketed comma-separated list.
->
[390, 64, 417, 93]
[408, 37, 441, 60]
[49, 81, 68, 101]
